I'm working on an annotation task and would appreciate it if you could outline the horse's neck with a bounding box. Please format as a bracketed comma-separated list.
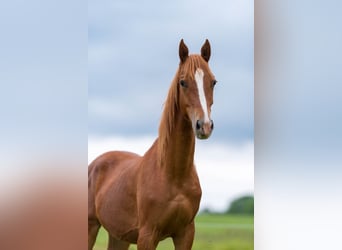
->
[161, 111, 195, 180]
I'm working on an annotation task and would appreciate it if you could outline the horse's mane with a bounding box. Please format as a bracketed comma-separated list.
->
[157, 55, 212, 165]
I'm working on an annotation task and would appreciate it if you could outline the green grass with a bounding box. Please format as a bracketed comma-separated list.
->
[93, 213, 253, 250]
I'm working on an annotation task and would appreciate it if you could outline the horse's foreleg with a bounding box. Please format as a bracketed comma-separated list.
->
[88, 219, 100, 250]
[172, 221, 195, 250]
[137, 227, 159, 250]
[107, 235, 130, 250]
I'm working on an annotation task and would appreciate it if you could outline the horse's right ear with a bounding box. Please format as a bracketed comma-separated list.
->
[201, 39, 211, 62]
[179, 39, 189, 63]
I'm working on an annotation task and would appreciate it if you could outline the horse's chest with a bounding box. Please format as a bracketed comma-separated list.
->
[138, 173, 202, 236]
[169, 193, 198, 218]
[156, 186, 201, 232]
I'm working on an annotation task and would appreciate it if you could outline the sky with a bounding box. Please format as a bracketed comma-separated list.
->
[88, 0, 254, 143]
[88, 0, 254, 212]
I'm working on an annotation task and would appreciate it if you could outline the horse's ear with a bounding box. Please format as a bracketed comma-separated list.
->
[201, 39, 211, 62]
[179, 39, 189, 63]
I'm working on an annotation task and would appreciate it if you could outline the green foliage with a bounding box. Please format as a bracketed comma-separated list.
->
[93, 214, 254, 250]
[226, 195, 254, 215]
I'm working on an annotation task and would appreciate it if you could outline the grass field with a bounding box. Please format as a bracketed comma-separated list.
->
[93, 213, 253, 250]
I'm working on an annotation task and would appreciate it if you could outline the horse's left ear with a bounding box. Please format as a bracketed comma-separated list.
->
[179, 39, 189, 63]
[201, 39, 211, 62]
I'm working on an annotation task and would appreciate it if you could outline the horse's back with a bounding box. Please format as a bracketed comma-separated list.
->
[88, 151, 141, 243]
[88, 150, 140, 178]
[88, 151, 141, 193]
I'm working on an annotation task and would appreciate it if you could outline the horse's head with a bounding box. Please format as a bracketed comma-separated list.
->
[178, 39, 216, 139]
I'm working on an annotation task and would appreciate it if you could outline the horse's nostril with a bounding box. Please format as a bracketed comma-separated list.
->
[210, 120, 214, 130]
[196, 120, 201, 130]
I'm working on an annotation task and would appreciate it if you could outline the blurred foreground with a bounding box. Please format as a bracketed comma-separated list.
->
[0, 166, 87, 250]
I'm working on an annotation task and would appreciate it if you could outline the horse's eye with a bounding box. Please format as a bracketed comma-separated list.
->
[212, 80, 217, 88]
[179, 80, 188, 88]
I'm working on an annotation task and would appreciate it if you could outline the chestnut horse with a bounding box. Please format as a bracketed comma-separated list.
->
[88, 39, 217, 250]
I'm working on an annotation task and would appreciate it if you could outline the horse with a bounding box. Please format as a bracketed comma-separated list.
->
[88, 39, 217, 250]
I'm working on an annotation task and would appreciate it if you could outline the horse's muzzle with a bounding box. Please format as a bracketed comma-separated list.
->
[195, 119, 214, 139]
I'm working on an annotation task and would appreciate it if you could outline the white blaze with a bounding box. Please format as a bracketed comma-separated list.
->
[194, 68, 210, 123]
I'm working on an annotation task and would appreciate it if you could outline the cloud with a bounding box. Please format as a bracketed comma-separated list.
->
[88, 135, 254, 212]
